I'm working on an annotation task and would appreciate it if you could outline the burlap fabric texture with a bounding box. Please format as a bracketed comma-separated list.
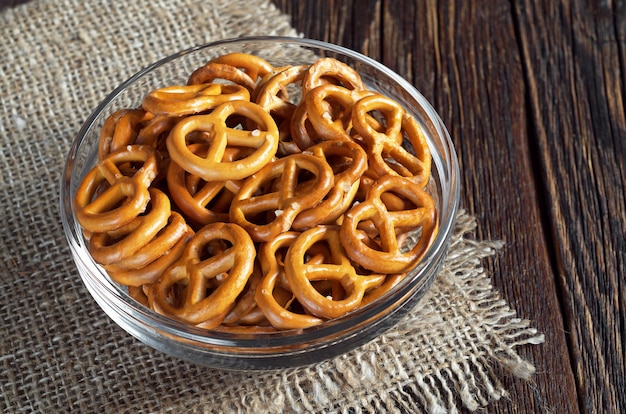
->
[0, 0, 545, 412]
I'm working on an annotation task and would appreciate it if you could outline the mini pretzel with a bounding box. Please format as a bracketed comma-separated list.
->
[187, 62, 256, 92]
[208, 52, 275, 84]
[292, 140, 367, 230]
[254, 65, 310, 155]
[150, 222, 256, 325]
[229, 153, 335, 242]
[88, 188, 172, 265]
[166, 100, 279, 181]
[255, 65, 308, 119]
[74, 145, 160, 233]
[357, 172, 416, 211]
[304, 84, 373, 143]
[142, 83, 250, 116]
[290, 100, 321, 150]
[255, 232, 324, 329]
[104, 210, 190, 272]
[221, 266, 264, 325]
[107, 224, 193, 287]
[285, 225, 386, 319]
[166, 143, 243, 225]
[302, 57, 366, 95]
[99, 109, 154, 160]
[340, 175, 437, 274]
[352, 93, 432, 187]
[135, 115, 179, 150]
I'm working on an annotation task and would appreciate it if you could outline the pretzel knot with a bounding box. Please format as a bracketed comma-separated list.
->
[340, 175, 438, 274]
[285, 225, 386, 319]
[104, 212, 193, 287]
[98, 109, 154, 160]
[150, 222, 256, 325]
[207, 52, 275, 84]
[255, 65, 310, 155]
[166, 100, 280, 182]
[142, 83, 250, 116]
[167, 143, 244, 226]
[303, 84, 373, 143]
[292, 140, 368, 230]
[74, 145, 160, 233]
[255, 232, 324, 329]
[88, 188, 173, 265]
[302, 57, 366, 95]
[229, 153, 335, 242]
[352, 93, 432, 188]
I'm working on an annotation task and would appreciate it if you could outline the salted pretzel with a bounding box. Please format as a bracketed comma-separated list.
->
[187, 53, 275, 92]
[142, 83, 250, 116]
[255, 232, 324, 329]
[208, 52, 275, 85]
[74, 145, 160, 233]
[302, 57, 366, 95]
[289, 99, 321, 150]
[74, 53, 439, 332]
[340, 175, 437, 274]
[150, 222, 256, 325]
[106, 223, 193, 287]
[229, 152, 335, 242]
[285, 225, 386, 319]
[352, 93, 432, 188]
[166, 100, 279, 181]
[357, 172, 416, 211]
[103, 210, 190, 272]
[291, 140, 367, 230]
[167, 143, 244, 226]
[135, 114, 179, 150]
[98, 109, 155, 160]
[254, 64, 310, 155]
[221, 266, 264, 326]
[304, 84, 373, 143]
[88, 188, 173, 265]
[255, 65, 308, 118]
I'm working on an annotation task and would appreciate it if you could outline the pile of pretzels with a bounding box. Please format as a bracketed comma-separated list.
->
[73, 53, 438, 331]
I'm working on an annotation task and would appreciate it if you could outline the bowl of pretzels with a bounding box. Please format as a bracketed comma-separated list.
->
[60, 36, 460, 370]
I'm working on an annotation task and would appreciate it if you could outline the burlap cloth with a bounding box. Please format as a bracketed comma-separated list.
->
[0, 0, 545, 412]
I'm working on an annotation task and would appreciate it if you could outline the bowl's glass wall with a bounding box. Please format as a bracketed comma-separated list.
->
[61, 37, 460, 370]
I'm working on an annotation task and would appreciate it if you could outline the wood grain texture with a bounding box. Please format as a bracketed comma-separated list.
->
[273, 0, 625, 412]
[514, 0, 626, 412]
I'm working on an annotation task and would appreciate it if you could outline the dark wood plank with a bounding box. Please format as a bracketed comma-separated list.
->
[514, 0, 626, 412]
[390, 1, 579, 412]
[272, 0, 580, 412]
[271, 0, 381, 58]
[0, 0, 28, 8]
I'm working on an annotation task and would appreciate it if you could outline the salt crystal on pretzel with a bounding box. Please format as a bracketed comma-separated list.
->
[340, 175, 437, 274]
[166, 100, 279, 182]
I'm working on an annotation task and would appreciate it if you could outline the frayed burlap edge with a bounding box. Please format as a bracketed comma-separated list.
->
[143, 210, 545, 414]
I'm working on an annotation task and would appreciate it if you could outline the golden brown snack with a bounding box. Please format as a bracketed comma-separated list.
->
[352, 93, 432, 188]
[255, 232, 324, 329]
[285, 225, 386, 319]
[73, 53, 437, 331]
[340, 175, 437, 274]
[74, 145, 160, 234]
[229, 152, 335, 242]
[142, 83, 250, 116]
[150, 222, 256, 325]
[166, 100, 279, 181]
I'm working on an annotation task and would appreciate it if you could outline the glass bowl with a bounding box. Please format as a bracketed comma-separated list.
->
[60, 36, 460, 370]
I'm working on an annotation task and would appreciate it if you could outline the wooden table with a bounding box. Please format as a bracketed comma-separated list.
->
[270, 1, 625, 413]
[1, 0, 622, 412]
